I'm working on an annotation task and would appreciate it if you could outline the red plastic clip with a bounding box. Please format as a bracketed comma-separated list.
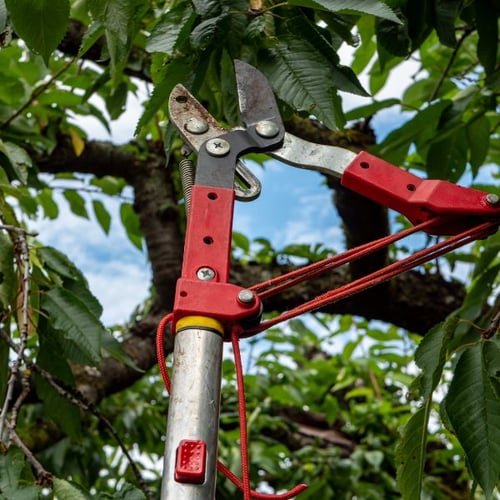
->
[175, 439, 207, 484]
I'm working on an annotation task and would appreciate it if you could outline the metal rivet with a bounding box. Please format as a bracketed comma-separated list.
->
[197, 267, 216, 281]
[206, 138, 230, 157]
[237, 289, 255, 305]
[485, 193, 499, 206]
[255, 120, 280, 138]
[184, 117, 209, 135]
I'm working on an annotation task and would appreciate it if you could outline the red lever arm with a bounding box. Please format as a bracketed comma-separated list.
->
[341, 151, 500, 235]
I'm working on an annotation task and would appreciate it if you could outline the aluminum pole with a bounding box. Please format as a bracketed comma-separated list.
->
[161, 325, 223, 499]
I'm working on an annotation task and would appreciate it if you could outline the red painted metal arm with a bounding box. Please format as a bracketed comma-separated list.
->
[341, 151, 500, 235]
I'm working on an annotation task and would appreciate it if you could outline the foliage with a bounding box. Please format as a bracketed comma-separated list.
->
[0, 0, 498, 499]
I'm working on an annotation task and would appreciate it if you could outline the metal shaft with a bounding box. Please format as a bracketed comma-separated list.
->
[161, 326, 224, 499]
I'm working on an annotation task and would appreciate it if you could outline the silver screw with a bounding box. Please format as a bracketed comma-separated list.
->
[184, 117, 208, 135]
[197, 267, 216, 281]
[206, 138, 230, 157]
[485, 193, 500, 206]
[255, 120, 279, 138]
[237, 289, 255, 305]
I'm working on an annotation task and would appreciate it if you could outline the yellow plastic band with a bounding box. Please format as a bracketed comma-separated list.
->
[176, 315, 224, 335]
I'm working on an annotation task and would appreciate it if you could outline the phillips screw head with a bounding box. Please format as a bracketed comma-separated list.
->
[196, 267, 216, 281]
[206, 138, 230, 157]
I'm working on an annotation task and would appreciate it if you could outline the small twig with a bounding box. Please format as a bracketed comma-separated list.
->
[428, 28, 473, 102]
[0, 226, 32, 442]
[0, 57, 76, 129]
[8, 426, 53, 486]
[482, 307, 500, 339]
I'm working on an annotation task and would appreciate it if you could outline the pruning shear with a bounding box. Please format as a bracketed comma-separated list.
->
[160, 61, 500, 498]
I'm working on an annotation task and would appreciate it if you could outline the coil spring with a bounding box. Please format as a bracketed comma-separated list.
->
[179, 157, 195, 216]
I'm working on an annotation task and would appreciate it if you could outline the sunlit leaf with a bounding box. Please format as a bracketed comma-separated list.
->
[5, 0, 70, 63]
[287, 0, 401, 23]
[146, 2, 195, 55]
[92, 199, 111, 235]
[260, 35, 345, 129]
[444, 341, 500, 498]
[395, 405, 429, 500]
[0, 140, 32, 184]
[63, 190, 88, 219]
[119, 202, 143, 251]
[68, 127, 85, 157]
[41, 286, 104, 366]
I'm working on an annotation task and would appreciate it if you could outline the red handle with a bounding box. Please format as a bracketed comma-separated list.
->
[341, 151, 499, 235]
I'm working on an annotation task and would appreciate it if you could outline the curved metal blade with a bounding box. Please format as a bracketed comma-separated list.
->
[235, 60, 282, 127]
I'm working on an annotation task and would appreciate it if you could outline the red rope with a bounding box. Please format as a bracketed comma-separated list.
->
[244, 220, 497, 336]
[156, 315, 308, 498]
[250, 219, 432, 299]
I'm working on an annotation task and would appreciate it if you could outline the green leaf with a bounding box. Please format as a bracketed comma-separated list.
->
[376, 18, 410, 58]
[41, 286, 104, 366]
[37, 246, 86, 283]
[5, 0, 70, 63]
[119, 202, 143, 251]
[395, 405, 430, 500]
[35, 326, 82, 438]
[0, 0, 7, 31]
[345, 98, 399, 121]
[232, 231, 250, 254]
[105, 80, 128, 119]
[444, 341, 500, 498]
[475, 0, 499, 75]
[0, 448, 41, 500]
[287, 0, 401, 23]
[37, 189, 59, 219]
[88, 0, 146, 85]
[374, 100, 451, 164]
[0, 230, 16, 309]
[260, 36, 344, 129]
[63, 189, 88, 219]
[92, 199, 111, 235]
[0, 140, 32, 184]
[135, 58, 192, 134]
[466, 115, 490, 175]
[414, 317, 458, 398]
[146, 3, 195, 55]
[53, 477, 91, 500]
[102, 330, 143, 372]
[433, 0, 461, 47]
[426, 127, 467, 181]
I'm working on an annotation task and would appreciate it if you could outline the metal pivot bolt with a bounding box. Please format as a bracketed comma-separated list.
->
[237, 289, 255, 305]
[206, 138, 230, 157]
[485, 193, 500, 206]
[185, 117, 209, 135]
[255, 120, 279, 138]
[197, 267, 216, 281]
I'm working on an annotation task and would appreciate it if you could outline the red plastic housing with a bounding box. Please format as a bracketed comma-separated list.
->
[173, 185, 262, 333]
[175, 439, 207, 484]
[342, 151, 500, 235]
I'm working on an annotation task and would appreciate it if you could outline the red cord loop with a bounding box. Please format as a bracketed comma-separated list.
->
[156, 316, 308, 498]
